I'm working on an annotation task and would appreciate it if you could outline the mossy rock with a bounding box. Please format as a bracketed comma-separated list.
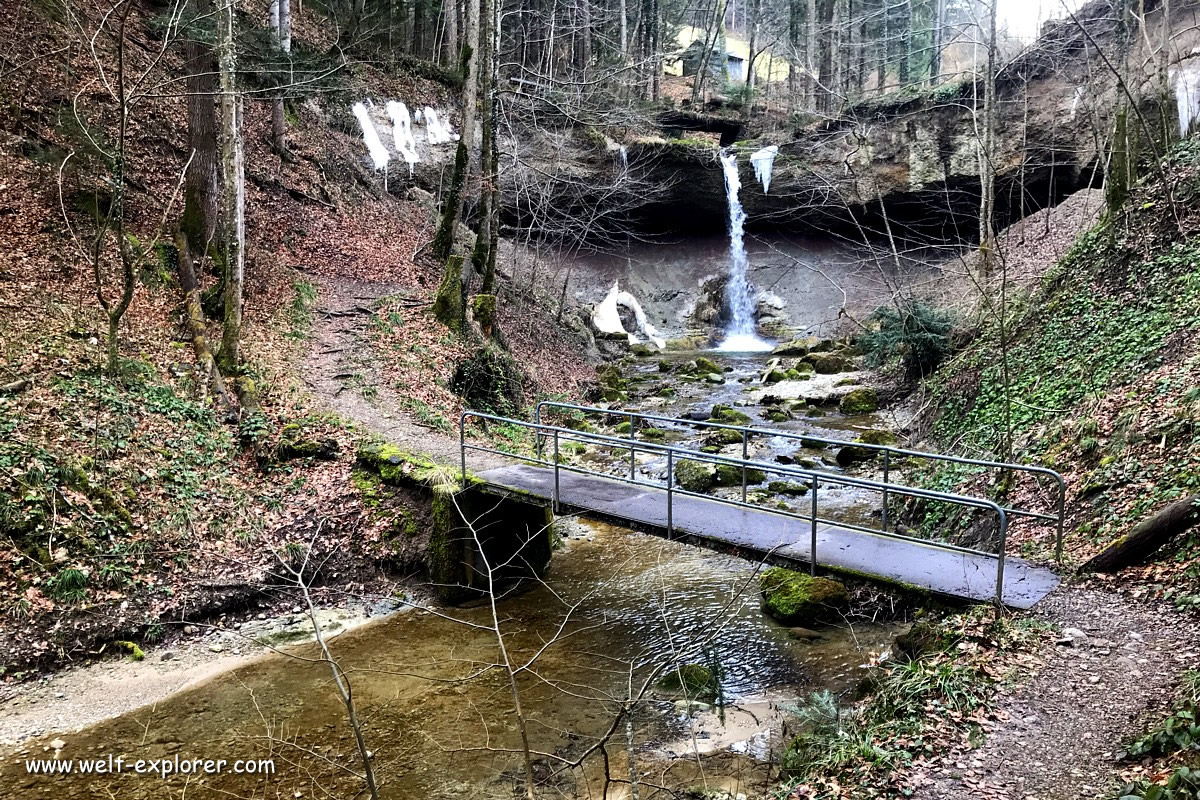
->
[835, 376, 859, 387]
[614, 421, 633, 434]
[710, 404, 750, 424]
[803, 352, 853, 374]
[799, 436, 828, 450]
[759, 568, 849, 626]
[657, 664, 719, 702]
[771, 337, 835, 357]
[654, 385, 677, 397]
[658, 359, 672, 372]
[694, 356, 721, 374]
[562, 416, 595, 433]
[630, 343, 657, 357]
[700, 445, 721, 454]
[838, 388, 879, 414]
[894, 620, 947, 661]
[704, 372, 725, 384]
[764, 368, 788, 383]
[784, 369, 802, 379]
[596, 364, 625, 390]
[704, 428, 745, 446]
[276, 423, 339, 461]
[857, 429, 896, 446]
[357, 443, 457, 488]
[674, 459, 717, 492]
[805, 408, 825, 417]
[768, 480, 810, 496]
[835, 445, 876, 468]
[640, 427, 666, 440]
[765, 408, 791, 423]
[794, 361, 815, 374]
[715, 464, 767, 486]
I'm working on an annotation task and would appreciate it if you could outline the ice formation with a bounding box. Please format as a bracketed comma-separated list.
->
[1174, 62, 1200, 137]
[592, 281, 665, 350]
[749, 145, 779, 193]
[714, 151, 773, 353]
[423, 107, 457, 144]
[352, 102, 390, 171]
[385, 101, 420, 174]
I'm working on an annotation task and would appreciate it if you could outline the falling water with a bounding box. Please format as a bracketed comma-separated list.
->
[618, 144, 629, 171]
[714, 150, 773, 353]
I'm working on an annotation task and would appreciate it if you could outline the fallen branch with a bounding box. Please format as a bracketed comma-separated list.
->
[1082, 494, 1200, 572]
[0, 379, 30, 395]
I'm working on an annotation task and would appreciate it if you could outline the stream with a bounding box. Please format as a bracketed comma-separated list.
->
[1, 515, 903, 799]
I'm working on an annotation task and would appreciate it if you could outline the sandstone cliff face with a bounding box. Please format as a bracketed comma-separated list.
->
[515, 0, 1196, 242]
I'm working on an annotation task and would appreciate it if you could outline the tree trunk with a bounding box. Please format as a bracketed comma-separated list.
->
[175, 232, 234, 407]
[1083, 495, 1200, 572]
[444, 0, 460, 67]
[928, 0, 944, 84]
[432, 0, 480, 262]
[473, 0, 497, 287]
[816, 0, 835, 111]
[217, 0, 245, 372]
[183, 0, 219, 250]
[270, 0, 292, 155]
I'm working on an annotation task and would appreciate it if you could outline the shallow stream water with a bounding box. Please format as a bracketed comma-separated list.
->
[2, 520, 902, 799]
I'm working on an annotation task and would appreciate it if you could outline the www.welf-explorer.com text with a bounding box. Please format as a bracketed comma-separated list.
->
[25, 755, 276, 778]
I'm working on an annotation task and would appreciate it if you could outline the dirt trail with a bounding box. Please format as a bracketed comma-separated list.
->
[302, 276, 504, 469]
[914, 586, 1199, 799]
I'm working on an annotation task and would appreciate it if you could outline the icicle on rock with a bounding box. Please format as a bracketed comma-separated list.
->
[750, 145, 778, 194]
[385, 101, 420, 175]
[352, 102, 390, 171]
[1174, 63, 1200, 137]
[592, 281, 665, 350]
[619, 144, 629, 170]
[423, 107, 457, 144]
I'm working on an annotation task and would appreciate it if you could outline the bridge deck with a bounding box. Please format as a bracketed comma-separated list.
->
[476, 463, 1060, 609]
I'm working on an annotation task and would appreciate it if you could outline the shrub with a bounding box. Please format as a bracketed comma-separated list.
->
[860, 301, 953, 379]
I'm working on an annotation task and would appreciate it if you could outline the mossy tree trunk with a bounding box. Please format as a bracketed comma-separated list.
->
[433, 254, 466, 332]
[432, 0, 480, 262]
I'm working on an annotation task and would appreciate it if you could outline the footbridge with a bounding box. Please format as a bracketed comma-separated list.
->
[459, 403, 1065, 609]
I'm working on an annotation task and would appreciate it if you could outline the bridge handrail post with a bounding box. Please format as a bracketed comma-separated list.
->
[1054, 474, 1066, 563]
[881, 449, 890, 533]
[996, 506, 1008, 606]
[553, 429, 561, 514]
[741, 430, 749, 503]
[459, 412, 469, 487]
[629, 412, 636, 482]
[667, 449, 674, 539]
[809, 473, 819, 576]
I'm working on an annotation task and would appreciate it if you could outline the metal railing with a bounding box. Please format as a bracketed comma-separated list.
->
[534, 400, 1066, 560]
[460, 410, 1016, 605]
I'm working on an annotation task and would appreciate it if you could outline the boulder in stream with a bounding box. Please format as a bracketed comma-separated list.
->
[838, 387, 879, 414]
[803, 352, 854, 374]
[674, 459, 717, 492]
[759, 567, 849, 626]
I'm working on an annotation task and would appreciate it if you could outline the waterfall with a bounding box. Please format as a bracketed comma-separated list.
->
[714, 150, 773, 353]
[618, 144, 629, 171]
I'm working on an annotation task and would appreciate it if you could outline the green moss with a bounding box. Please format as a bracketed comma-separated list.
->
[839, 388, 879, 414]
[614, 421, 633, 434]
[704, 428, 745, 446]
[709, 404, 750, 424]
[715, 464, 767, 486]
[804, 352, 853, 374]
[357, 443, 460, 488]
[759, 568, 849, 626]
[694, 356, 721, 374]
[640, 427, 666, 440]
[432, 255, 465, 332]
[675, 459, 717, 492]
[857, 429, 896, 446]
[657, 663, 719, 702]
[769, 480, 810, 496]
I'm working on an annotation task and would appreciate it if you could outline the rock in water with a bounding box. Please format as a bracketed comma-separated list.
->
[674, 459, 717, 492]
[759, 568, 849, 626]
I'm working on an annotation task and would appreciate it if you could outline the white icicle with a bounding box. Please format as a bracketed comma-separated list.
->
[423, 107, 457, 144]
[352, 102, 390, 171]
[619, 144, 629, 170]
[385, 101, 420, 176]
[592, 282, 665, 350]
[749, 145, 778, 193]
[1174, 63, 1200, 138]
